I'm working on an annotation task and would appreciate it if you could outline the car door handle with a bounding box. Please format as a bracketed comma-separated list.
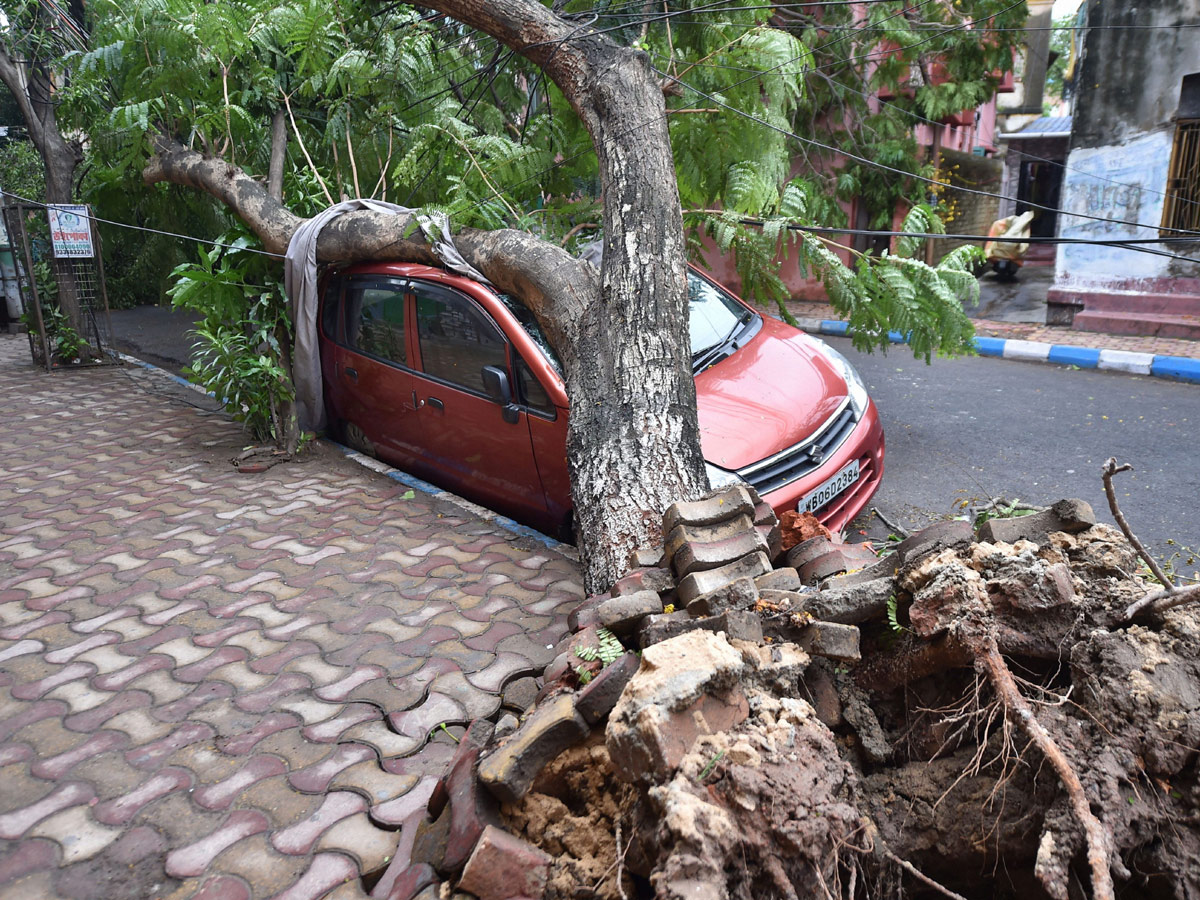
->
[426, 396, 444, 412]
[344, 366, 358, 381]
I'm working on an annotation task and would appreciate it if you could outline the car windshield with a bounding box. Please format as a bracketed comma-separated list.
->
[495, 293, 563, 375]
[499, 270, 752, 371]
[688, 270, 752, 356]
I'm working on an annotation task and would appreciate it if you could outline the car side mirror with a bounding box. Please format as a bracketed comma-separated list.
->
[481, 365, 520, 424]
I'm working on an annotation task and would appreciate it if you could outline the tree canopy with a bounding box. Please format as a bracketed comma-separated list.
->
[0, 0, 1024, 589]
[50, 0, 1024, 358]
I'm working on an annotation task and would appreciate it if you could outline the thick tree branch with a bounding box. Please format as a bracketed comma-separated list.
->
[268, 110, 287, 202]
[0, 45, 43, 146]
[141, 138, 588, 348]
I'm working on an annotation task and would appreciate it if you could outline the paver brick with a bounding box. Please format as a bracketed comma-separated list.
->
[271, 791, 367, 855]
[0, 335, 583, 899]
[0, 781, 95, 839]
[29, 805, 122, 864]
[265, 852, 359, 900]
[93, 767, 194, 826]
[165, 809, 271, 878]
[29, 730, 129, 780]
[204, 834, 310, 899]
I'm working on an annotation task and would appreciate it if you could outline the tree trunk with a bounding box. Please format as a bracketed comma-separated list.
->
[0, 45, 84, 332]
[143, 1, 709, 592]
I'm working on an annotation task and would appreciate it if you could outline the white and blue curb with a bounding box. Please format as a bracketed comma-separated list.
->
[804, 320, 1200, 384]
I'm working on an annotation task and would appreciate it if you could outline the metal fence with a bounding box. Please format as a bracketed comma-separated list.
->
[1, 201, 117, 372]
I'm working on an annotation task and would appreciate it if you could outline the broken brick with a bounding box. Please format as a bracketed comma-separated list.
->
[783, 535, 835, 571]
[664, 514, 766, 578]
[685, 576, 759, 617]
[597, 591, 663, 635]
[779, 510, 833, 552]
[976, 499, 1096, 546]
[477, 694, 589, 805]
[754, 568, 804, 592]
[458, 825, 552, 900]
[574, 652, 640, 725]
[409, 808, 451, 872]
[566, 595, 607, 633]
[676, 552, 771, 604]
[381, 863, 438, 900]
[439, 720, 500, 873]
[805, 577, 894, 625]
[706, 609, 764, 644]
[627, 546, 665, 570]
[893, 520, 973, 567]
[795, 621, 861, 662]
[638, 611, 705, 649]
[662, 485, 756, 536]
[609, 567, 675, 597]
[798, 549, 852, 585]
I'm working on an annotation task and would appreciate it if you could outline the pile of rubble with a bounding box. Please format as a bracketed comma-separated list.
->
[372, 486, 1200, 900]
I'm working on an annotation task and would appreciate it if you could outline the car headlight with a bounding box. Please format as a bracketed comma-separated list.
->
[810, 338, 869, 417]
[705, 462, 746, 490]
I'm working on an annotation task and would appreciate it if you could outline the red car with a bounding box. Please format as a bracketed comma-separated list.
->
[319, 262, 884, 539]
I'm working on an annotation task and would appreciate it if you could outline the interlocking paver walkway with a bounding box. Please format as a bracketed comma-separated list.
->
[0, 335, 582, 899]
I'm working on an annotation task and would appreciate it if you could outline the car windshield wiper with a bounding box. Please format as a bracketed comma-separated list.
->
[692, 311, 754, 373]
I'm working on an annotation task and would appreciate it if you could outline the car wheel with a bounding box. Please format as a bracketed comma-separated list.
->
[342, 421, 376, 458]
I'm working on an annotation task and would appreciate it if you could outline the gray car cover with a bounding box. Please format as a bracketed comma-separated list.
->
[284, 199, 489, 432]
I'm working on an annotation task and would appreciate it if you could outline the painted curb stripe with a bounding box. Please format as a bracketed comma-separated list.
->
[1097, 348, 1154, 375]
[1150, 355, 1200, 383]
[1001, 340, 1052, 362]
[973, 336, 1006, 357]
[806, 322, 1197, 384]
[1047, 346, 1102, 368]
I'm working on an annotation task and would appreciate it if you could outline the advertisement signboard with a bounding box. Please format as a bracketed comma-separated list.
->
[47, 205, 95, 258]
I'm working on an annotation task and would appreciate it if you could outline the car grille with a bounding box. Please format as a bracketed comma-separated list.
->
[736, 400, 859, 495]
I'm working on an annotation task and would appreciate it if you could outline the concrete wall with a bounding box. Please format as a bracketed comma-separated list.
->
[1071, 0, 1200, 151]
[1050, 0, 1200, 321]
[1056, 131, 1172, 283]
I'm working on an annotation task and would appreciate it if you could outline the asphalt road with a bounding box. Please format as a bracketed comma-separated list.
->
[833, 334, 1200, 572]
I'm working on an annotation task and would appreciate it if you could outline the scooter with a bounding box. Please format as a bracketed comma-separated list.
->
[983, 211, 1035, 282]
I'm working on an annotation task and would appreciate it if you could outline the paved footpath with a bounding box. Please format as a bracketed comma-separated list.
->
[0, 334, 582, 900]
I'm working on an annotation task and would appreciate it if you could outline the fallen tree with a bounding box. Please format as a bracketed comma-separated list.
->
[140, 0, 711, 594]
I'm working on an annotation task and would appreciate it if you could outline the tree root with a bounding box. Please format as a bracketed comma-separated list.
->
[1102, 458, 1175, 592]
[882, 847, 969, 900]
[1123, 580, 1200, 622]
[973, 638, 1115, 900]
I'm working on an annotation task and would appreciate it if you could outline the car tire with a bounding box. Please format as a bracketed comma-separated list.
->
[341, 420, 376, 459]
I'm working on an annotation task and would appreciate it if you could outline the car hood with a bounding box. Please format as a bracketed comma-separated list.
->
[695, 317, 847, 471]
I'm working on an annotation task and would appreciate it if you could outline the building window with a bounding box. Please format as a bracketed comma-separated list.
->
[1162, 120, 1200, 235]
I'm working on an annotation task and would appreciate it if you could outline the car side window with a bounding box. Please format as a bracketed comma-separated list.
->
[345, 279, 407, 366]
[515, 355, 555, 417]
[413, 283, 508, 394]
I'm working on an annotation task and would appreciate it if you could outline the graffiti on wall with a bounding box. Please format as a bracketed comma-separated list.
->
[1057, 131, 1171, 282]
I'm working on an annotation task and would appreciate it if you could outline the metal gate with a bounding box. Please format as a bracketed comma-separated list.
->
[0, 201, 116, 371]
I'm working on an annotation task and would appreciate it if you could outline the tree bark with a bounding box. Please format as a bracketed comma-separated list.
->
[268, 110, 287, 202]
[0, 43, 84, 331]
[142, 0, 709, 592]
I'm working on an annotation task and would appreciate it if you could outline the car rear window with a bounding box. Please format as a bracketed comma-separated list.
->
[346, 282, 407, 365]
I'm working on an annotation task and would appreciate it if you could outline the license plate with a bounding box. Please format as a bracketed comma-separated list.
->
[798, 460, 860, 514]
